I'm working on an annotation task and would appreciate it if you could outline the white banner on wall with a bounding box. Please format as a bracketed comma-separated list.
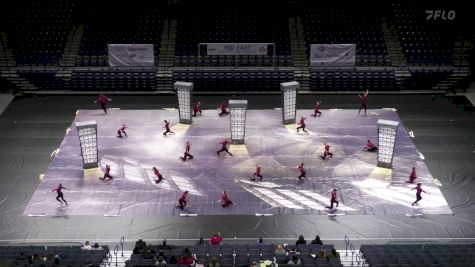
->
[205, 43, 270, 55]
[108, 44, 154, 67]
[310, 44, 356, 66]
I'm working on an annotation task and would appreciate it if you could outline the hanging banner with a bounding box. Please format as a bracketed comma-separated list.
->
[108, 44, 154, 67]
[205, 43, 270, 55]
[310, 44, 356, 67]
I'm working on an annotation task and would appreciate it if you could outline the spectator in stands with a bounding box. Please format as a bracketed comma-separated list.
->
[358, 89, 369, 115]
[287, 255, 302, 265]
[317, 249, 326, 259]
[178, 247, 195, 265]
[209, 256, 220, 267]
[193, 101, 202, 117]
[143, 244, 156, 259]
[257, 237, 264, 245]
[327, 248, 339, 259]
[92, 242, 103, 250]
[134, 238, 147, 254]
[286, 247, 300, 257]
[95, 94, 111, 114]
[364, 140, 378, 152]
[250, 260, 258, 267]
[408, 167, 417, 184]
[310, 235, 323, 245]
[28, 253, 41, 265]
[17, 252, 27, 260]
[210, 232, 223, 245]
[274, 244, 286, 255]
[155, 255, 166, 266]
[81, 241, 93, 250]
[218, 101, 229, 116]
[296, 235, 307, 245]
[159, 239, 172, 250]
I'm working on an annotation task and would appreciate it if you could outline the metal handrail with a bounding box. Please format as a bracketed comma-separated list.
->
[345, 235, 350, 256]
[350, 243, 355, 266]
[113, 244, 118, 266]
[120, 236, 125, 257]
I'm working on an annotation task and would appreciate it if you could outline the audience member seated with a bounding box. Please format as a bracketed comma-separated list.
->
[250, 260, 258, 267]
[296, 235, 307, 245]
[92, 242, 103, 250]
[82, 241, 93, 251]
[286, 247, 300, 257]
[178, 247, 195, 265]
[274, 244, 286, 255]
[169, 256, 178, 264]
[159, 239, 172, 250]
[143, 244, 156, 259]
[155, 255, 167, 266]
[210, 232, 223, 245]
[257, 237, 264, 245]
[209, 256, 220, 267]
[134, 238, 147, 254]
[287, 255, 302, 265]
[197, 237, 206, 245]
[317, 249, 326, 259]
[310, 235, 323, 245]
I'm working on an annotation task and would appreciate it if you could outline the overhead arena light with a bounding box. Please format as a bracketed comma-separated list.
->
[174, 81, 193, 124]
[377, 119, 399, 169]
[229, 100, 248, 144]
[76, 120, 99, 169]
[280, 81, 299, 125]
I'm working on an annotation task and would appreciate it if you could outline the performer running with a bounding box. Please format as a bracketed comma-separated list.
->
[176, 191, 189, 210]
[311, 101, 322, 117]
[217, 138, 234, 157]
[117, 124, 127, 138]
[218, 101, 229, 116]
[296, 162, 306, 180]
[220, 191, 234, 208]
[193, 101, 202, 117]
[325, 188, 339, 210]
[412, 183, 429, 206]
[180, 141, 194, 161]
[407, 167, 417, 184]
[100, 164, 113, 181]
[51, 183, 69, 206]
[251, 163, 263, 182]
[94, 94, 111, 114]
[321, 143, 333, 160]
[364, 139, 378, 152]
[153, 167, 164, 184]
[296, 116, 308, 133]
[358, 89, 369, 115]
[163, 119, 175, 136]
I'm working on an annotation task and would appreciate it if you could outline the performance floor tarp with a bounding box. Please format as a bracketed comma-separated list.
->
[24, 109, 451, 216]
[0, 95, 474, 243]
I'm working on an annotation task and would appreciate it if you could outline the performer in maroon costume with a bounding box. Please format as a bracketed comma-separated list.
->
[296, 116, 308, 133]
[176, 191, 189, 209]
[220, 191, 234, 208]
[117, 124, 127, 138]
[358, 89, 369, 115]
[95, 95, 111, 114]
[412, 183, 429, 206]
[100, 164, 113, 181]
[153, 167, 164, 183]
[52, 183, 69, 206]
[193, 101, 202, 117]
[163, 120, 175, 136]
[180, 141, 194, 161]
[217, 138, 234, 157]
[251, 164, 263, 182]
[311, 101, 322, 117]
[325, 189, 339, 210]
[218, 101, 229, 116]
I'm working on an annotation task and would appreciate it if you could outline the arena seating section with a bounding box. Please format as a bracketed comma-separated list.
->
[126, 244, 343, 267]
[174, 3, 291, 67]
[0, 245, 109, 267]
[360, 244, 475, 267]
[0, 0, 472, 92]
[5, 1, 75, 66]
[300, 1, 391, 67]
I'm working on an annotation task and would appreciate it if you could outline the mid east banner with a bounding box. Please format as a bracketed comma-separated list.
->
[206, 43, 270, 55]
[310, 44, 356, 67]
[108, 44, 154, 67]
